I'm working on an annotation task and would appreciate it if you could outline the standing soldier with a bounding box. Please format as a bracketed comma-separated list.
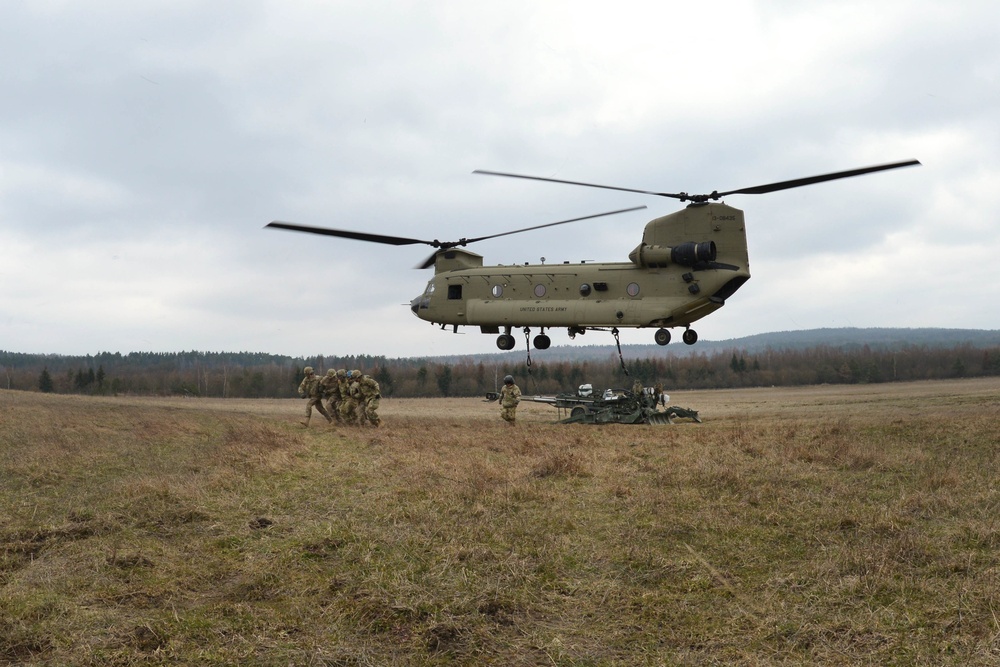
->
[498, 374, 521, 424]
[348, 369, 368, 426]
[328, 369, 349, 422]
[632, 378, 644, 397]
[339, 370, 359, 425]
[320, 369, 343, 425]
[356, 371, 382, 427]
[298, 366, 333, 427]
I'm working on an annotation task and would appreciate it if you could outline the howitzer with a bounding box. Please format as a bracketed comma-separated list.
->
[521, 386, 700, 425]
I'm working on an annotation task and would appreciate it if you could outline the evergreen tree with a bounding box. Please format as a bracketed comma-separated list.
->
[374, 366, 394, 396]
[39, 368, 54, 393]
[436, 365, 453, 397]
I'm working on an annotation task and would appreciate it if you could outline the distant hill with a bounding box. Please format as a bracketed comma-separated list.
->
[424, 327, 1000, 364]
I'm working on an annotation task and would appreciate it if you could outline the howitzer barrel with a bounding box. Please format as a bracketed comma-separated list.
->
[524, 395, 560, 404]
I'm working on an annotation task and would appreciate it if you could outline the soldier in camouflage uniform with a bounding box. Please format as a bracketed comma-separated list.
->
[320, 369, 344, 424]
[348, 369, 368, 426]
[498, 374, 521, 424]
[339, 370, 359, 425]
[631, 379, 644, 398]
[355, 371, 382, 427]
[327, 369, 349, 423]
[297, 366, 333, 427]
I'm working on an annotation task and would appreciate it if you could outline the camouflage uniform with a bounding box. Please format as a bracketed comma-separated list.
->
[298, 366, 333, 426]
[355, 374, 382, 427]
[320, 369, 344, 424]
[498, 376, 521, 424]
[348, 369, 368, 425]
[653, 383, 666, 407]
[339, 370, 359, 425]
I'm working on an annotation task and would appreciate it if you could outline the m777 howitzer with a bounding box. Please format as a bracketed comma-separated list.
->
[523, 384, 701, 425]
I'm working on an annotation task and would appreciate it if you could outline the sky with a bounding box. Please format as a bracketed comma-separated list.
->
[2, 0, 998, 359]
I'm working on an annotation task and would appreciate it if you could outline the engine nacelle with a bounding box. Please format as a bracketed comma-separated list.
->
[628, 241, 717, 268]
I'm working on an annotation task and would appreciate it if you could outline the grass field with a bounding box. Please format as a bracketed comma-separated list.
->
[3, 378, 1000, 665]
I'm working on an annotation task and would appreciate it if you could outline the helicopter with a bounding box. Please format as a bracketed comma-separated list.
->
[267, 159, 920, 352]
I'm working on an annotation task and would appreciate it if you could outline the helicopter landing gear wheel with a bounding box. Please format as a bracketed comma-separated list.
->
[682, 329, 698, 345]
[533, 334, 551, 350]
[496, 334, 516, 350]
[654, 328, 671, 346]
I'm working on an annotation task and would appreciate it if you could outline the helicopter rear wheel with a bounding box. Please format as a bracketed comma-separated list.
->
[682, 329, 698, 345]
[496, 334, 516, 350]
[654, 328, 671, 346]
[533, 334, 551, 350]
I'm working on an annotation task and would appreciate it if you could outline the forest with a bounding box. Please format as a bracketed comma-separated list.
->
[4, 341, 1000, 399]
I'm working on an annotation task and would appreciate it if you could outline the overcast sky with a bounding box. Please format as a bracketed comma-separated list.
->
[2, 1, 998, 359]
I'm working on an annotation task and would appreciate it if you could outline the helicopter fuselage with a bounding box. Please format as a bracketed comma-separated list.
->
[268, 159, 918, 351]
[410, 202, 751, 347]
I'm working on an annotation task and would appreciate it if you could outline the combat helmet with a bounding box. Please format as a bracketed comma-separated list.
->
[504, 375, 514, 385]
[304, 366, 314, 374]
[336, 369, 347, 378]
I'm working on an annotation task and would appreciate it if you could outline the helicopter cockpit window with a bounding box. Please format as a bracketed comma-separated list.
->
[627, 282, 640, 297]
[533, 284, 547, 298]
[447, 284, 463, 300]
[491, 285, 503, 298]
[579, 283, 592, 297]
[424, 281, 435, 295]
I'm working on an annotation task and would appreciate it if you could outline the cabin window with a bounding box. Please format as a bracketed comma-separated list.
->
[579, 283, 591, 297]
[533, 284, 547, 298]
[448, 284, 463, 300]
[491, 284, 503, 298]
[627, 282, 640, 297]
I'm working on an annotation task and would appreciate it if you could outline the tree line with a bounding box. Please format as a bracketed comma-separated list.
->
[4, 344, 1000, 399]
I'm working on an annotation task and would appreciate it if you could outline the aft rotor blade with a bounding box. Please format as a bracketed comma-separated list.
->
[266, 221, 437, 247]
[474, 170, 688, 200]
[463, 206, 647, 244]
[717, 159, 922, 197]
[416, 251, 441, 270]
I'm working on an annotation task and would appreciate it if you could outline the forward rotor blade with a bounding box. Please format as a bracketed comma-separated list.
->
[463, 206, 647, 244]
[266, 221, 436, 247]
[716, 159, 922, 197]
[474, 170, 688, 200]
[413, 206, 647, 269]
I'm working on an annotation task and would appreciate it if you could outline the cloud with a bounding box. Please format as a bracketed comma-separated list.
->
[1, 1, 998, 358]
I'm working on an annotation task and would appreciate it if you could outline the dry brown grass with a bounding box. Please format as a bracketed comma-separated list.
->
[2, 378, 1000, 664]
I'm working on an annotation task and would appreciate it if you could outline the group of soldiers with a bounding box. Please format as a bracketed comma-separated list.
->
[297, 366, 381, 427]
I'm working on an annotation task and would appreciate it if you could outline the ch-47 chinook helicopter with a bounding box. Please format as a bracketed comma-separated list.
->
[267, 159, 919, 352]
